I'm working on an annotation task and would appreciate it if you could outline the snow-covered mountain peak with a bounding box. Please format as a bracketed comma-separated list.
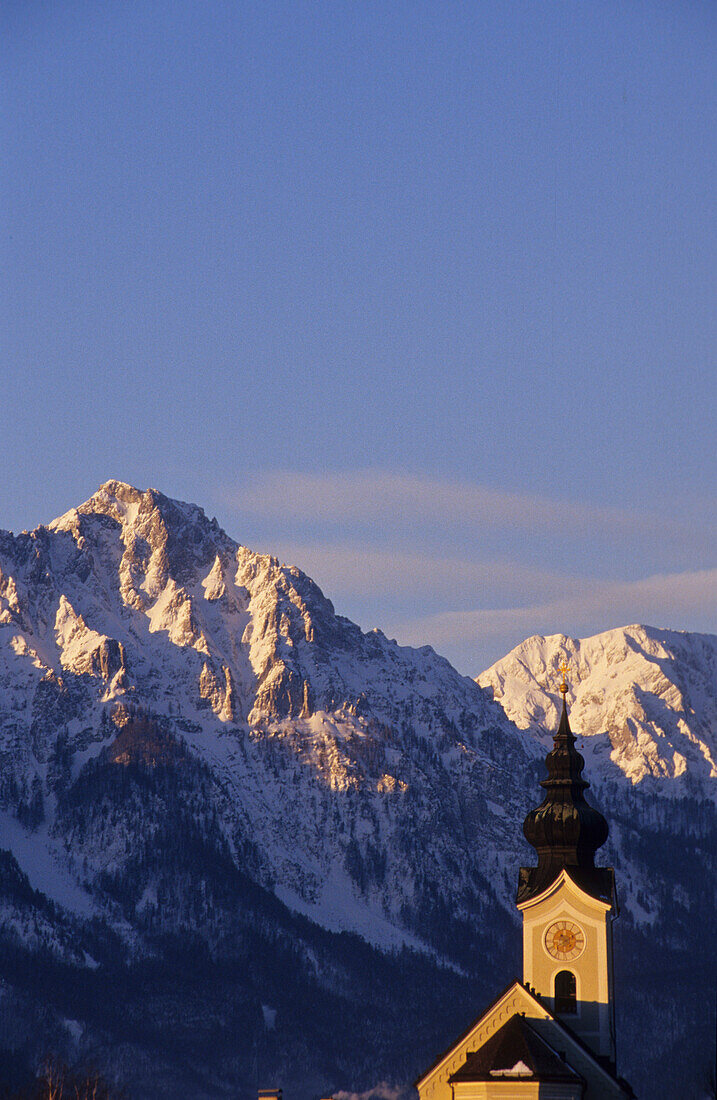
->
[477, 623, 717, 787]
[0, 486, 714, 1097]
[0, 481, 532, 956]
[48, 480, 233, 589]
[0, 478, 509, 775]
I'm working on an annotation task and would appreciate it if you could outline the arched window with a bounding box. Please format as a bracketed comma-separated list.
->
[554, 970, 577, 1014]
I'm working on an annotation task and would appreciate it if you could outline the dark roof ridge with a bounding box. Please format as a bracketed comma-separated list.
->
[448, 1015, 584, 1084]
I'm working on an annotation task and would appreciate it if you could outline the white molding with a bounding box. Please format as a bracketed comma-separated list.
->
[517, 868, 612, 914]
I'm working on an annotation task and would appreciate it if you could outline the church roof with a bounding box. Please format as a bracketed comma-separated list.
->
[518, 689, 612, 905]
[448, 1015, 584, 1086]
[415, 980, 635, 1098]
[413, 979, 527, 1087]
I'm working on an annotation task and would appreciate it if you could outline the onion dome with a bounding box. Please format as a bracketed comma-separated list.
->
[517, 673, 613, 905]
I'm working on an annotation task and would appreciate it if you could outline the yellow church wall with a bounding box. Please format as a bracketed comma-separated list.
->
[452, 1082, 580, 1099]
[523, 900, 608, 1004]
[452, 1083, 541, 1099]
[518, 872, 615, 1062]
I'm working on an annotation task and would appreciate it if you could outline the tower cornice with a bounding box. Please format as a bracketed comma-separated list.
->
[516, 866, 615, 913]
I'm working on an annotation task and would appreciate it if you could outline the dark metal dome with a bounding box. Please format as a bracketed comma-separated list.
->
[517, 688, 612, 905]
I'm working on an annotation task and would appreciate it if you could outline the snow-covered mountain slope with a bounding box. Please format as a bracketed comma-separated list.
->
[0, 481, 713, 1098]
[0, 480, 531, 955]
[477, 624, 717, 789]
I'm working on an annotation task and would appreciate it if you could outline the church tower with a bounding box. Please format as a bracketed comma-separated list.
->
[517, 664, 617, 1066]
[415, 661, 634, 1099]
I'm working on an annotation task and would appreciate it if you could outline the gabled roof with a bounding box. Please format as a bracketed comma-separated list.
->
[448, 1015, 584, 1086]
[413, 979, 530, 1087]
[415, 980, 635, 1097]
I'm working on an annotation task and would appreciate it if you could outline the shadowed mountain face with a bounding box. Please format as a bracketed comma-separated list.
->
[0, 482, 714, 1098]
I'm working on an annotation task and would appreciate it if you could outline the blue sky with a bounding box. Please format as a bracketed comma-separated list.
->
[2, 1, 715, 673]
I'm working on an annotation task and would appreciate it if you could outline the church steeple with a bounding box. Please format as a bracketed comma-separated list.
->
[516, 659, 618, 1066]
[518, 667, 610, 904]
[415, 654, 632, 1100]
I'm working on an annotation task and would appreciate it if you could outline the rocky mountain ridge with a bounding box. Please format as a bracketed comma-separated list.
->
[0, 481, 713, 1098]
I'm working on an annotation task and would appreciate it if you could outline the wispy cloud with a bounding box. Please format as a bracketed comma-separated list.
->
[223, 469, 698, 541]
[218, 471, 716, 674]
[392, 567, 717, 658]
[267, 540, 586, 604]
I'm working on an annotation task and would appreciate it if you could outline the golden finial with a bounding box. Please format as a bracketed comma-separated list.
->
[557, 658, 570, 696]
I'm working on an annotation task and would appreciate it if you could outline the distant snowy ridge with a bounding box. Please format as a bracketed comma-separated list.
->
[477, 624, 717, 789]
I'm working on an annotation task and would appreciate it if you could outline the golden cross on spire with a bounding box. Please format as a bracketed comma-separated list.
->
[557, 658, 570, 696]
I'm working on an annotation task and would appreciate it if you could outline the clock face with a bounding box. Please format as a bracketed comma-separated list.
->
[545, 920, 585, 960]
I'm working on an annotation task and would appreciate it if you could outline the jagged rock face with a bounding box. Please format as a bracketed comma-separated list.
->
[0, 480, 533, 951]
[0, 482, 713, 1099]
[0, 480, 357, 726]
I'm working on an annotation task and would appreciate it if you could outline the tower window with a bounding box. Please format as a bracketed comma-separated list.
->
[554, 970, 577, 1014]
